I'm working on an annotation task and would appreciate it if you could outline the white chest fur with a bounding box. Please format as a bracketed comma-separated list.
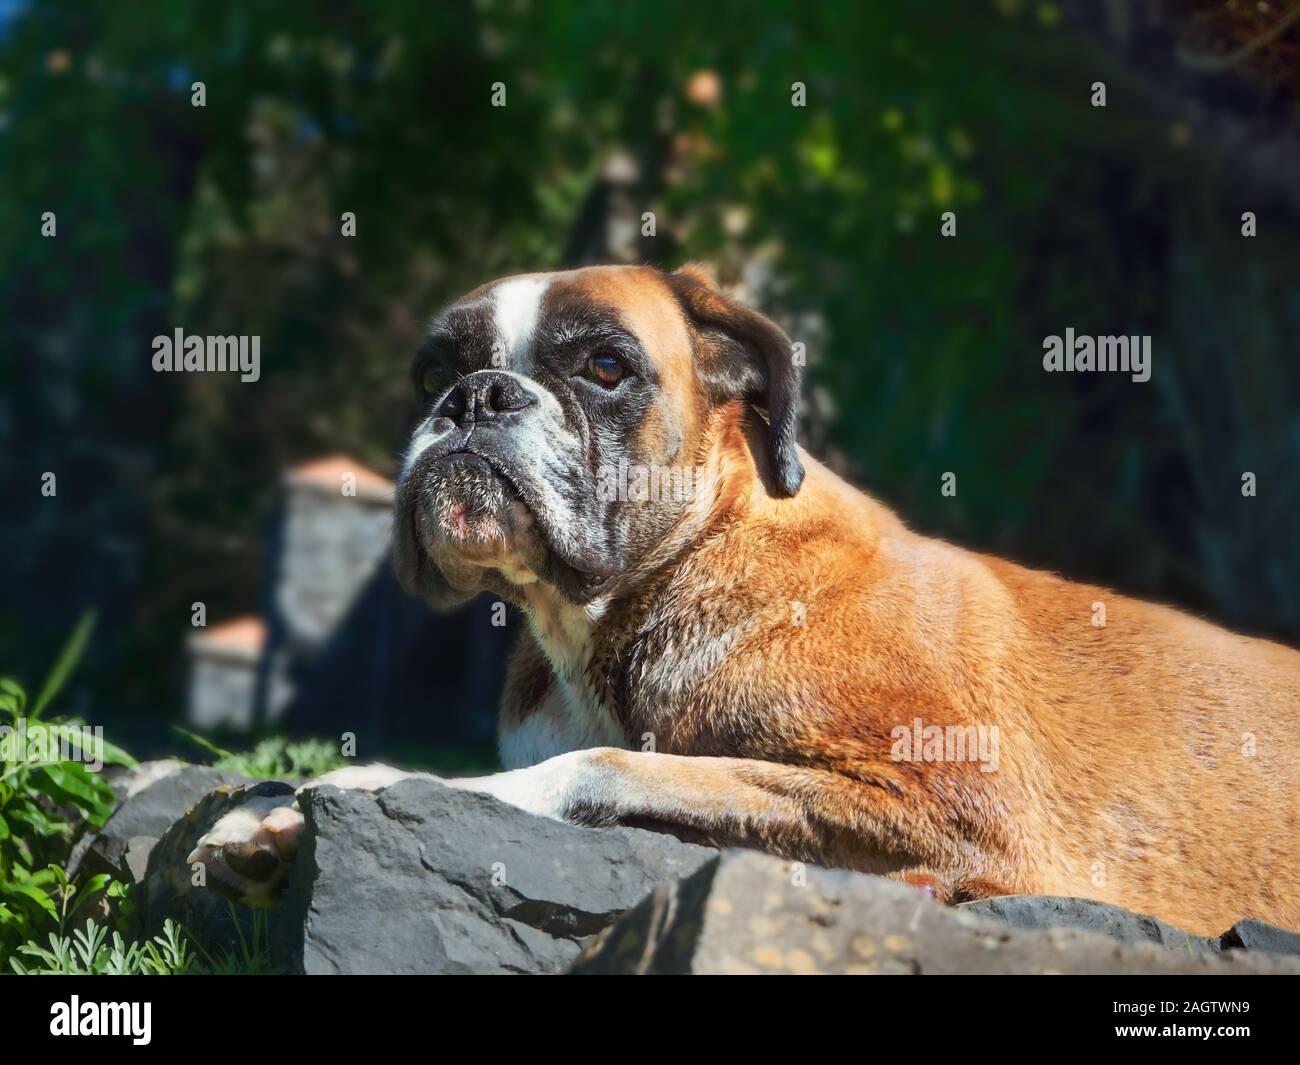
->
[497, 590, 624, 770]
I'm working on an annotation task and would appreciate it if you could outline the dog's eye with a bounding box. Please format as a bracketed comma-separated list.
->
[585, 352, 626, 388]
[420, 365, 443, 395]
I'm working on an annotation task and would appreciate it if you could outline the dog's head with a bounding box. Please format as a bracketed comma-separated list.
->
[393, 264, 803, 608]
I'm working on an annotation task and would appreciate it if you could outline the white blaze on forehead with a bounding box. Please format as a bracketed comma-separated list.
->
[491, 277, 551, 366]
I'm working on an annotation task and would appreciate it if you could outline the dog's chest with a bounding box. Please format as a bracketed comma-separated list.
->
[498, 678, 623, 768]
[500, 591, 624, 769]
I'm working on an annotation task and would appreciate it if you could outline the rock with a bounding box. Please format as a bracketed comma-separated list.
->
[1221, 918, 1300, 956]
[270, 780, 716, 974]
[143, 774, 1300, 975]
[99, 758, 184, 804]
[143, 776, 714, 974]
[964, 894, 1300, 960]
[571, 851, 1300, 974]
[69, 762, 252, 885]
[959, 894, 1220, 955]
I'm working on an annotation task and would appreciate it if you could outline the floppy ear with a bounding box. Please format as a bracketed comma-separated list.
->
[667, 264, 805, 497]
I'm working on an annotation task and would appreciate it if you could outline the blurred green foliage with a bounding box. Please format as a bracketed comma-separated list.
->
[173, 728, 347, 779]
[0, 615, 134, 959]
[1, 0, 1297, 727]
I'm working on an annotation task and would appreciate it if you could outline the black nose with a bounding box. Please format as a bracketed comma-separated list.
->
[437, 371, 537, 426]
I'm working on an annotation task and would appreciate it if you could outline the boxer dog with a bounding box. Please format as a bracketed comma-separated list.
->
[191, 264, 1300, 936]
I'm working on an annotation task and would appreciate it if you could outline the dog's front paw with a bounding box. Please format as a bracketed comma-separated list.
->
[187, 792, 305, 909]
[186, 764, 417, 908]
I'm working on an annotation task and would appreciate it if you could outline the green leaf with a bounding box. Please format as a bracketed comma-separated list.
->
[30, 610, 96, 720]
[11, 863, 62, 888]
[40, 724, 136, 768]
[80, 873, 112, 895]
[93, 736, 136, 768]
[5, 802, 64, 837]
[10, 883, 58, 921]
[0, 678, 26, 713]
[32, 762, 115, 821]
[171, 725, 234, 761]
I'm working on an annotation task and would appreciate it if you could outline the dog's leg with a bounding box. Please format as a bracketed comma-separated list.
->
[192, 750, 985, 904]
[446, 747, 951, 874]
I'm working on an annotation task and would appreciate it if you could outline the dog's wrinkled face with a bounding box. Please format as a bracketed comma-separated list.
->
[393, 264, 803, 608]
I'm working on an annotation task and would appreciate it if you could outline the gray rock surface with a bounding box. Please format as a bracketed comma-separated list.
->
[1221, 918, 1300, 956]
[272, 780, 716, 974]
[143, 775, 715, 973]
[69, 761, 252, 884]
[144, 774, 1300, 975]
[571, 851, 1300, 975]
[959, 894, 1221, 955]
